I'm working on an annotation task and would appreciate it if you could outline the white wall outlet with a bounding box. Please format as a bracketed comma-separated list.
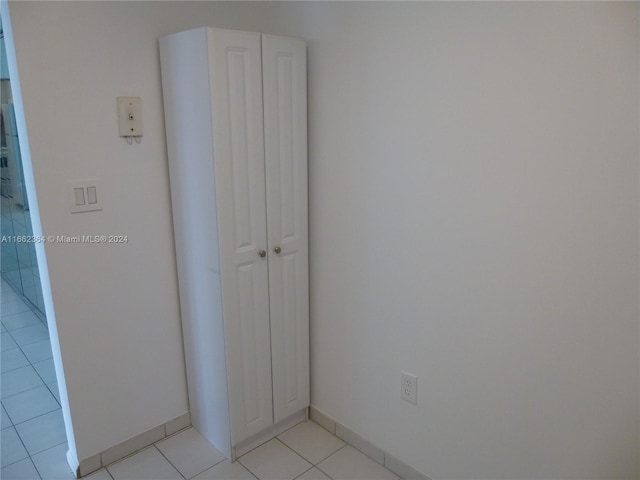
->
[401, 371, 418, 405]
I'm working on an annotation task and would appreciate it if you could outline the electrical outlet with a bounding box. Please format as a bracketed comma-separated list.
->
[401, 371, 418, 405]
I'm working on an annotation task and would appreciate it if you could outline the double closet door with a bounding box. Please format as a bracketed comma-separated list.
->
[160, 27, 308, 457]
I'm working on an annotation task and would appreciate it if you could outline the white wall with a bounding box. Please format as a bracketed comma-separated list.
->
[302, 3, 640, 479]
[7, 2, 639, 478]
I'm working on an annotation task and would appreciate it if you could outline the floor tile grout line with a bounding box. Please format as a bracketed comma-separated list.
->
[0, 280, 46, 322]
[30, 451, 46, 480]
[4, 406, 62, 431]
[1, 380, 50, 403]
[22, 438, 67, 460]
[31, 358, 57, 391]
[293, 464, 335, 480]
[1, 293, 45, 317]
[2, 292, 19, 303]
[0, 307, 26, 318]
[0, 306, 37, 318]
[1, 456, 43, 480]
[1, 311, 34, 323]
[28, 455, 44, 480]
[275, 431, 346, 468]
[5, 330, 50, 349]
[0, 361, 31, 375]
[3, 329, 50, 358]
[1, 424, 34, 471]
[244, 464, 261, 480]
[4, 323, 48, 337]
[44, 382, 62, 408]
[311, 442, 348, 468]
[316, 443, 348, 468]
[275, 436, 315, 466]
[1, 403, 11, 429]
[0, 294, 42, 316]
[104, 443, 160, 472]
[235, 457, 262, 480]
[292, 464, 315, 480]
[1, 384, 49, 406]
[236, 430, 283, 460]
[7, 338, 51, 351]
[231, 416, 331, 462]
[278, 418, 308, 438]
[229, 440, 261, 480]
[168, 452, 227, 480]
[9, 406, 63, 428]
[151, 443, 188, 480]
[2, 325, 59, 410]
[1, 341, 20, 353]
[153, 444, 189, 480]
[1, 293, 42, 309]
[0, 292, 33, 304]
[2, 330, 52, 374]
[266, 435, 343, 480]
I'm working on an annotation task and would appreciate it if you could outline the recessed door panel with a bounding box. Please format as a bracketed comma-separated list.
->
[237, 262, 269, 427]
[227, 49, 253, 250]
[280, 253, 299, 405]
[275, 54, 296, 241]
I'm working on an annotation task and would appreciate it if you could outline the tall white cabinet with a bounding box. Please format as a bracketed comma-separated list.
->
[159, 27, 308, 459]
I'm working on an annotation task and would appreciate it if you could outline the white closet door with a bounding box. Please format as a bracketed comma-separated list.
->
[209, 28, 273, 443]
[262, 34, 309, 423]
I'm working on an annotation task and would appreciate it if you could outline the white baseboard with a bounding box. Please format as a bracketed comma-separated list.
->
[309, 405, 431, 480]
[75, 412, 191, 478]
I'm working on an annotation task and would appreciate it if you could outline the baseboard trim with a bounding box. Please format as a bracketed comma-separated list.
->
[309, 406, 431, 480]
[233, 410, 307, 460]
[75, 412, 191, 478]
[67, 448, 80, 478]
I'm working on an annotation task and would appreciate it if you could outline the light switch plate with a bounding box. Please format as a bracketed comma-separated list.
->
[68, 180, 102, 213]
[117, 97, 142, 137]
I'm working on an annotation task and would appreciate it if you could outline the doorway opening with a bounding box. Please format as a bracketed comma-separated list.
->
[0, 14, 72, 480]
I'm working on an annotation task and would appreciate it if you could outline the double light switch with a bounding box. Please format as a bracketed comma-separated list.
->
[68, 180, 102, 213]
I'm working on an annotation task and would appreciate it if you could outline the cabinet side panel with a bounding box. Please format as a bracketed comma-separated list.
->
[209, 28, 273, 444]
[262, 35, 310, 423]
[159, 28, 231, 458]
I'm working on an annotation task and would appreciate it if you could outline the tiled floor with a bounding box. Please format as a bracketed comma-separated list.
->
[85, 421, 399, 480]
[2, 279, 401, 480]
[1, 279, 69, 480]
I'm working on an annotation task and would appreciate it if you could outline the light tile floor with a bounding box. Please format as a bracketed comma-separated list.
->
[2, 279, 401, 480]
[87, 421, 400, 480]
[1, 278, 69, 480]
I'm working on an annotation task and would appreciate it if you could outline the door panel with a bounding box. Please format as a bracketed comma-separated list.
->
[209, 28, 273, 443]
[280, 253, 299, 405]
[236, 261, 265, 426]
[262, 34, 309, 423]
